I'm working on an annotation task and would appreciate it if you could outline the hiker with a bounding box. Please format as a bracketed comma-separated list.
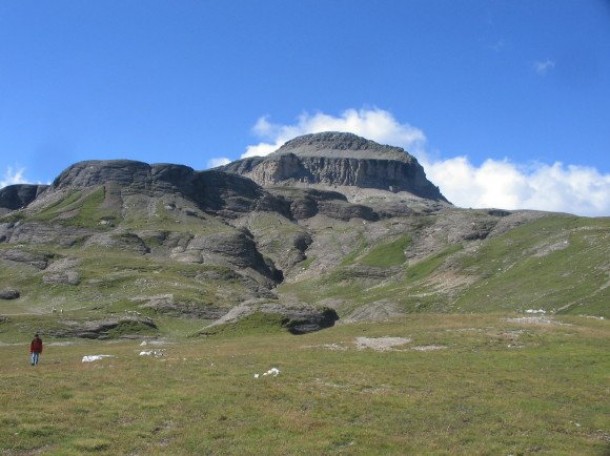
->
[30, 334, 43, 366]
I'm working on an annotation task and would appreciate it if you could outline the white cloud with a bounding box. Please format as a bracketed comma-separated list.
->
[423, 157, 610, 216]
[243, 108, 610, 217]
[207, 157, 232, 168]
[534, 59, 556, 76]
[242, 108, 426, 159]
[1, 166, 29, 188]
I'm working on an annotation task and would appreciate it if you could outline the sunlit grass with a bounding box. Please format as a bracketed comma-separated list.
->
[359, 234, 411, 267]
[1, 314, 609, 455]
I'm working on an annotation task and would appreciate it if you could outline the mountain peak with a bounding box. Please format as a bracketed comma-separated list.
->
[222, 132, 447, 202]
[273, 132, 414, 163]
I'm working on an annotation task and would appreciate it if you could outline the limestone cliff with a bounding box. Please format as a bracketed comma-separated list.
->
[221, 132, 449, 202]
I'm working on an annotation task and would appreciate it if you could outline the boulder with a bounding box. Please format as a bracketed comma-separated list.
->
[201, 303, 339, 335]
[0, 288, 20, 300]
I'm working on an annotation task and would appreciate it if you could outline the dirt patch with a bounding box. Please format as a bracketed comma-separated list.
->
[507, 316, 556, 325]
[321, 343, 349, 351]
[411, 345, 446, 351]
[355, 336, 411, 351]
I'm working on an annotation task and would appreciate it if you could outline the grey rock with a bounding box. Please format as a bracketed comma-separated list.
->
[52, 160, 159, 190]
[270, 187, 379, 221]
[0, 288, 20, 299]
[0, 222, 92, 247]
[0, 184, 49, 210]
[201, 303, 338, 335]
[0, 248, 52, 270]
[278, 306, 339, 334]
[181, 230, 283, 284]
[136, 294, 226, 319]
[53, 316, 158, 339]
[42, 270, 81, 286]
[84, 232, 149, 254]
[221, 132, 448, 202]
[50, 160, 290, 219]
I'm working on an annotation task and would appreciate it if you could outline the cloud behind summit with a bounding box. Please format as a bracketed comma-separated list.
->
[242, 108, 610, 217]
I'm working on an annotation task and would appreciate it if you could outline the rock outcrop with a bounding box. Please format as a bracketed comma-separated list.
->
[0, 184, 49, 213]
[47, 160, 290, 219]
[0, 288, 20, 300]
[221, 132, 448, 202]
[50, 316, 158, 339]
[200, 303, 339, 335]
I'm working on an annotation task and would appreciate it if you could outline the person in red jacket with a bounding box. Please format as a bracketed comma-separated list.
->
[30, 334, 43, 366]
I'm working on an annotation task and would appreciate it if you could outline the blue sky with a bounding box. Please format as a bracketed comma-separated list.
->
[1, 1, 609, 215]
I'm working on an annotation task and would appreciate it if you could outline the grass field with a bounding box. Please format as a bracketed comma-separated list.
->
[2, 314, 609, 455]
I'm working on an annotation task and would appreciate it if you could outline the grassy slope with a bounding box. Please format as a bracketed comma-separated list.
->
[0, 187, 255, 316]
[1, 314, 609, 455]
[454, 215, 610, 315]
[281, 214, 610, 318]
[3, 184, 609, 319]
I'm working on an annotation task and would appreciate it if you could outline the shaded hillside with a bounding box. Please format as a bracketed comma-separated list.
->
[0, 183, 48, 214]
[0, 133, 608, 339]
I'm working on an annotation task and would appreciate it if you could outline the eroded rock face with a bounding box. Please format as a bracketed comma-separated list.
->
[84, 232, 150, 254]
[0, 248, 53, 269]
[186, 169, 290, 218]
[173, 229, 283, 285]
[0, 184, 49, 211]
[51, 316, 158, 339]
[269, 187, 379, 221]
[52, 160, 162, 190]
[134, 294, 227, 319]
[280, 306, 339, 334]
[200, 303, 339, 335]
[275, 131, 416, 161]
[47, 160, 291, 219]
[0, 222, 92, 247]
[221, 132, 448, 202]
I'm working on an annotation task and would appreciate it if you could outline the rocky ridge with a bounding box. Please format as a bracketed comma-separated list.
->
[0, 132, 606, 338]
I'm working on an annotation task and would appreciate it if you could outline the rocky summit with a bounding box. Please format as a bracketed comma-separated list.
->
[0, 132, 609, 339]
[220, 132, 448, 201]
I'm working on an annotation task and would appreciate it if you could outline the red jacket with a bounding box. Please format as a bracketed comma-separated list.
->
[30, 337, 43, 353]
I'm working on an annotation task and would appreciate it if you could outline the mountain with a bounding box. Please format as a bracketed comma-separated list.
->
[0, 132, 608, 339]
[220, 131, 448, 202]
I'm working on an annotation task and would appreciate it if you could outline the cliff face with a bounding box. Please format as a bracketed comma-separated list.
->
[0, 184, 49, 212]
[221, 132, 449, 202]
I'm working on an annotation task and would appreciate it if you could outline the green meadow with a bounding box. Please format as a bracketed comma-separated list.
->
[2, 314, 610, 455]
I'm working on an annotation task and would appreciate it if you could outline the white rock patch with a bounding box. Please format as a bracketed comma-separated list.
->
[254, 367, 280, 378]
[82, 355, 114, 363]
[355, 336, 411, 351]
